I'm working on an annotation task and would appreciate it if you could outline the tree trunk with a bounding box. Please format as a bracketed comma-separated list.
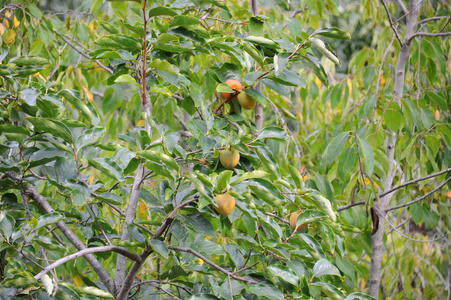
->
[368, 0, 421, 297]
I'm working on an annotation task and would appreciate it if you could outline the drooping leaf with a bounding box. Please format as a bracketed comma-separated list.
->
[312, 258, 341, 277]
[26, 117, 73, 142]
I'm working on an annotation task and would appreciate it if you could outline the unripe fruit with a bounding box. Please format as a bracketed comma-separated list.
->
[214, 193, 236, 216]
[222, 79, 243, 100]
[237, 91, 257, 110]
[219, 149, 240, 169]
[290, 211, 307, 231]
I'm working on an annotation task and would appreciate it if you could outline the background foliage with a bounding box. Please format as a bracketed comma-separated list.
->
[0, 0, 450, 299]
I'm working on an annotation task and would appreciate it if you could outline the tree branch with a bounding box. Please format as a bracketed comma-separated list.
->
[373, 207, 448, 243]
[168, 246, 258, 284]
[3, 171, 116, 295]
[416, 16, 451, 26]
[386, 176, 451, 212]
[116, 250, 152, 300]
[35, 246, 142, 280]
[380, 167, 451, 198]
[409, 31, 451, 41]
[380, 0, 403, 44]
[53, 29, 114, 75]
[337, 200, 367, 212]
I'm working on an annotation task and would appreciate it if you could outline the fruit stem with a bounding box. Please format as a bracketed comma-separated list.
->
[213, 91, 239, 115]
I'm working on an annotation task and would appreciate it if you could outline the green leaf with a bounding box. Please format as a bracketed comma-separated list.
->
[245, 36, 280, 50]
[216, 170, 233, 192]
[312, 27, 351, 40]
[231, 170, 269, 185]
[345, 292, 376, 300]
[0, 271, 36, 288]
[26, 117, 73, 142]
[268, 264, 299, 285]
[338, 147, 358, 179]
[138, 150, 179, 171]
[114, 74, 140, 87]
[88, 158, 124, 181]
[95, 35, 141, 52]
[313, 258, 341, 277]
[323, 132, 349, 165]
[247, 284, 284, 300]
[357, 136, 374, 176]
[242, 88, 267, 106]
[296, 210, 328, 227]
[0, 124, 30, 135]
[59, 89, 93, 124]
[9, 56, 49, 66]
[384, 109, 403, 132]
[150, 239, 169, 258]
[312, 194, 336, 222]
[224, 244, 245, 269]
[75, 127, 105, 151]
[36, 213, 63, 229]
[148, 6, 177, 18]
[169, 15, 201, 27]
[304, 53, 329, 86]
[149, 59, 178, 74]
[310, 282, 345, 299]
[257, 126, 288, 141]
[216, 83, 234, 93]
[0, 212, 14, 239]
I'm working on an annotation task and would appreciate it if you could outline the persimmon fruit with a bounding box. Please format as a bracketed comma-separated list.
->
[222, 79, 243, 100]
[237, 90, 257, 110]
[214, 193, 236, 216]
[219, 149, 240, 169]
[290, 211, 307, 231]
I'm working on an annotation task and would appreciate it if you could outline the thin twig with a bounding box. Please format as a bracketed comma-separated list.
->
[53, 29, 113, 74]
[387, 176, 451, 212]
[381, 0, 403, 44]
[409, 31, 451, 41]
[168, 246, 258, 284]
[374, 207, 448, 243]
[35, 246, 141, 280]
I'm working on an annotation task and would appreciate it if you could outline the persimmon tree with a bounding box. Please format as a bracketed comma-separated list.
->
[0, 0, 450, 299]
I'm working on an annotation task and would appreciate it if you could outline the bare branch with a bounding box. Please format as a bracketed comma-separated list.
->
[35, 246, 142, 280]
[168, 246, 258, 284]
[337, 200, 367, 212]
[416, 16, 451, 26]
[132, 280, 193, 295]
[380, 0, 403, 44]
[374, 206, 448, 243]
[4, 171, 115, 295]
[409, 31, 451, 41]
[53, 29, 113, 75]
[381, 167, 451, 198]
[387, 176, 451, 212]
[395, 0, 408, 14]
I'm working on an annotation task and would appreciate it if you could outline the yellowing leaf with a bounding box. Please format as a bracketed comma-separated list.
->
[346, 77, 352, 94]
[195, 258, 204, 265]
[13, 16, 20, 28]
[88, 175, 94, 185]
[5, 10, 11, 18]
[138, 201, 146, 218]
[82, 86, 93, 102]
[363, 177, 370, 185]
[136, 119, 145, 127]
[73, 274, 83, 287]
[5, 29, 16, 45]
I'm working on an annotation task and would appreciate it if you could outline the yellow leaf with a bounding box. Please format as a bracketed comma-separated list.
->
[346, 77, 352, 94]
[88, 175, 94, 185]
[363, 177, 370, 185]
[137, 119, 145, 127]
[0, 23, 5, 36]
[13, 16, 19, 28]
[33, 72, 47, 82]
[373, 182, 380, 189]
[5, 10, 11, 18]
[82, 86, 93, 102]
[195, 258, 204, 265]
[138, 201, 146, 218]
[73, 274, 83, 287]
[5, 29, 15, 45]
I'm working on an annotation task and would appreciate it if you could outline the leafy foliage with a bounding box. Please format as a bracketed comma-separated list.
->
[0, 0, 450, 299]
